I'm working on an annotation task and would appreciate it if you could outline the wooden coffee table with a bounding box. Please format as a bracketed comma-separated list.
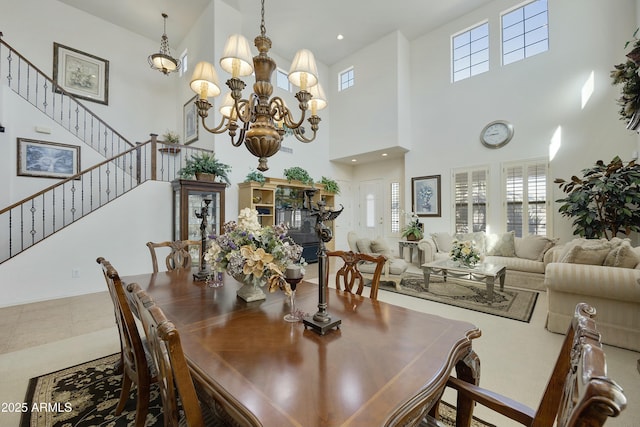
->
[422, 259, 506, 302]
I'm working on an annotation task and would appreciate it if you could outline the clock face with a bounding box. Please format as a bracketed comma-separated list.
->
[480, 121, 514, 148]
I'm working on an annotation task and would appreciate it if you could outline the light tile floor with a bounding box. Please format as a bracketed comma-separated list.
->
[1, 263, 638, 426]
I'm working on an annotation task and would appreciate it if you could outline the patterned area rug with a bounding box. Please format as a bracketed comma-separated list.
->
[21, 354, 495, 427]
[386, 272, 538, 322]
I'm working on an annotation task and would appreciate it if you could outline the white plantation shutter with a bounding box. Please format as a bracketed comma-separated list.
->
[454, 168, 488, 233]
[504, 160, 547, 237]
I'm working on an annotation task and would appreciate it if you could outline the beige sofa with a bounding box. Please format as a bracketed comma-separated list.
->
[544, 238, 640, 352]
[418, 231, 557, 291]
[346, 232, 409, 287]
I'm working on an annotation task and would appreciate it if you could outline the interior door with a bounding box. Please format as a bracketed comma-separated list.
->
[358, 179, 385, 239]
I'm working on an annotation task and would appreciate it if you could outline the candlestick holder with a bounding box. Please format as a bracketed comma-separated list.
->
[302, 194, 344, 335]
[193, 198, 212, 282]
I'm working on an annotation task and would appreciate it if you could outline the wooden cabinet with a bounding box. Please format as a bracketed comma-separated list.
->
[238, 181, 277, 226]
[172, 179, 226, 241]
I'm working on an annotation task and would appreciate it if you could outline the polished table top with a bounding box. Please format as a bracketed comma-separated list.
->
[122, 269, 481, 427]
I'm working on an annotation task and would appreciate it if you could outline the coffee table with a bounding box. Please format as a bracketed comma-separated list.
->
[422, 259, 506, 302]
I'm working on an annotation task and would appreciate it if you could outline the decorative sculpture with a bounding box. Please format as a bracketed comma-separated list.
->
[193, 199, 212, 281]
[302, 190, 344, 335]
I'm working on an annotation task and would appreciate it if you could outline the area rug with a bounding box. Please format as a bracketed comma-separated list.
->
[387, 272, 539, 323]
[21, 354, 495, 427]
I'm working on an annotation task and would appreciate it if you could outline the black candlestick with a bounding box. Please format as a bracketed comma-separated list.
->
[303, 191, 344, 335]
[193, 199, 212, 281]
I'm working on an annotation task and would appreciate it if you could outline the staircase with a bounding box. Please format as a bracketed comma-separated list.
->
[0, 34, 212, 265]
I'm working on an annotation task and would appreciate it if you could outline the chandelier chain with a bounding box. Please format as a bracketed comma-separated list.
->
[260, 0, 266, 37]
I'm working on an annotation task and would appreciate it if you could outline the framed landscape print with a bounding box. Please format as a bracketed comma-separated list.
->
[412, 175, 441, 217]
[183, 95, 199, 145]
[17, 138, 80, 179]
[53, 42, 109, 105]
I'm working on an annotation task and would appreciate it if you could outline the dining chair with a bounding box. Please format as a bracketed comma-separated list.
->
[326, 250, 386, 300]
[127, 282, 227, 427]
[146, 240, 201, 273]
[96, 257, 156, 427]
[423, 302, 627, 427]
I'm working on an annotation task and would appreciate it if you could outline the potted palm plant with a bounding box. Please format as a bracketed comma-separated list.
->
[179, 152, 232, 185]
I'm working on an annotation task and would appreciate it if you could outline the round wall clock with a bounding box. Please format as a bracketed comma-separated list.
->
[480, 120, 514, 148]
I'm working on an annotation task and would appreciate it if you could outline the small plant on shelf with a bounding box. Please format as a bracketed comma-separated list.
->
[244, 169, 266, 186]
[283, 166, 313, 186]
[178, 152, 232, 185]
[162, 130, 180, 144]
[320, 176, 340, 194]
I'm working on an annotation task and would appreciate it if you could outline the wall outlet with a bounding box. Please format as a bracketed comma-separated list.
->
[72, 268, 80, 278]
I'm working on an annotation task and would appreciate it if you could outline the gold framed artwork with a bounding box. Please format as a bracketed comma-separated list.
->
[53, 42, 109, 105]
[183, 95, 199, 145]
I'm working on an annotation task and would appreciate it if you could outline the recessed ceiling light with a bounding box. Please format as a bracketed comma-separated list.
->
[382, 153, 388, 157]
[337, 34, 344, 40]
[351, 159, 357, 162]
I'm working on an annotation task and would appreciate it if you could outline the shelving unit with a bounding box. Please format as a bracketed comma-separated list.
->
[238, 181, 277, 226]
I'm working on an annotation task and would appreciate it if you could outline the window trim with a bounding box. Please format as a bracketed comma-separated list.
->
[338, 66, 355, 91]
[452, 166, 490, 234]
[451, 20, 490, 83]
[500, 0, 549, 66]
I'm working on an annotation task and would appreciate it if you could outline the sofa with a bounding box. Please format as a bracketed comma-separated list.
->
[418, 231, 558, 291]
[544, 237, 640, 352]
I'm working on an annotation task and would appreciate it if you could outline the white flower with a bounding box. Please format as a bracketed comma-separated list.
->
[237, 208, 261, 234]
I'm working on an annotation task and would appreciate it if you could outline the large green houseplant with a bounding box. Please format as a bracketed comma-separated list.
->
[554, 156, 640, 239]
[179, 152, 232, 185]
[611, 28, 640, 129]
[283, 166, 313, 186]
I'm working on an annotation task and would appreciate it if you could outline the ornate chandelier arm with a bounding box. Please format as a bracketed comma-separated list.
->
[270, 96, 308, 130]
[292, 115, 321, 143]
[196, 99, 230, 134]
[231, 96, 255, 124]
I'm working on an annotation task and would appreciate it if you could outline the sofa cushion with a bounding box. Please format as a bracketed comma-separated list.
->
[485, 255, 545, 274]
[485, 231, 516, 256]
[559, 240, 610, 265]
[356, 238, 373, 254]
[603, 240, 640, 269]
[515, 235, 557, 261]
[359, 258, 408, 275]
[431, 232, 453, 253]
[370, 238, 394, 258]
[347, 232, 359, 252]
[454, 231, 486, 253]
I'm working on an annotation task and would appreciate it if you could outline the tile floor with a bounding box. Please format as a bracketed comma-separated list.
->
[1, 263, 638, 427]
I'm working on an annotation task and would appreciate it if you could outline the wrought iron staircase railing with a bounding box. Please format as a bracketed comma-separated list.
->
[0, 136, 213, 265]
[0, 33, 134, 158]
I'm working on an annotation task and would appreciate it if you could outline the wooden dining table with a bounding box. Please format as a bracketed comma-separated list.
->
[121, 269, 482, 427]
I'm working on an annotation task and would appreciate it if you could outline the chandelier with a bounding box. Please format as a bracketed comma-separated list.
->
[148, 13, 181, 75]
[188, 0, 327, 171]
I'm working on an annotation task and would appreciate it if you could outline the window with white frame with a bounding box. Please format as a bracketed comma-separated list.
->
[276, 68, 291, 92]
[502, 0, 549, 65]
[390, 182, 400, 233]
[179, 49, 188, 77]
[454, 168, 488, 233]
[452, 21, 489, 82]
[339, 67, 354, 91]
[504, 160, 548, 237]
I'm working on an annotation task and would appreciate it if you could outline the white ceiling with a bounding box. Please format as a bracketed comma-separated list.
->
[57, 0, 496, 66]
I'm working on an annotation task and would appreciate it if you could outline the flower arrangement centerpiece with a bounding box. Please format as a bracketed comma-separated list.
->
[449, 239, 481, 268]
[205, 208, 304, 301]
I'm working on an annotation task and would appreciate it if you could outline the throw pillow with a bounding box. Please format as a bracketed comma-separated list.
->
[603, 241, 639, 268]
[370, 237, 394, 258]
[356, 238, 373, 254]
[347, 232, 360, 252]
[485, 231, 516, 257]
[559, 241, 610, 265]
[454, 231, 486, 253]
[431, 232, 453, 253]
[515, 235, 557, 261]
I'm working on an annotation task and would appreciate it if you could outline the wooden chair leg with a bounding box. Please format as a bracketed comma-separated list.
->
[115, 374, 132, 415]
[134, 383, 150, 427]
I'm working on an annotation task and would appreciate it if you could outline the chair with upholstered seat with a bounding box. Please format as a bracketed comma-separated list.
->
[326, 250, 386, 300]
[127, 282, 228, 427]
[97, 257, 156, 427]
[423, 302, 627, 427]
[146, 240, 201, 273]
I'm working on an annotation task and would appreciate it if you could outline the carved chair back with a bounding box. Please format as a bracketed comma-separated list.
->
[128, 283, 206, 427]
[326, 250, 386, 300]
[146, 240, 201, 273]
[96, 257, 154, 427]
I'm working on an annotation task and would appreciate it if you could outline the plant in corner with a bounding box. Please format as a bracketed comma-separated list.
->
[283, 166, 313, 186]
[320, 176, 340, 194]
[178, 152, 232, 185]
[611, 28, 640, 129]
[554, 156, 640, 239]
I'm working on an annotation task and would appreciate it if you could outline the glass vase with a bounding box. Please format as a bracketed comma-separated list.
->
[283, 278, 302, 322]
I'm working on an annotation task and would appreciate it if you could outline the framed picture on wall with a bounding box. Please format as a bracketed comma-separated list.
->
[412, 175, 441, 217]
[183, 95, 199, 145]
[17, 138, 80, 179]
[53, 43, 109, 105]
